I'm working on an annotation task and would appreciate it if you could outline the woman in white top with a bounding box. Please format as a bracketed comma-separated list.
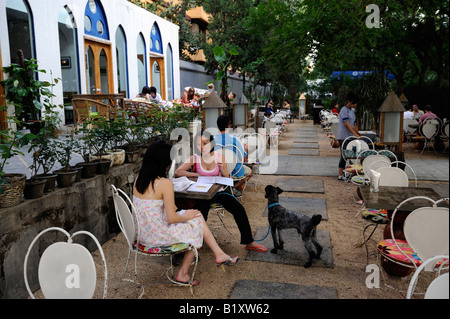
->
[133, 140, 240, 286]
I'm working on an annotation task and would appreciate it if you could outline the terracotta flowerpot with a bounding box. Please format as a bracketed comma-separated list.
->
[76, 162, 98, 179]
[54, 169, 77, 188]
[24, 178, 47, 199]
[34, 173, 57, 192]
[0, 173, 26, 208]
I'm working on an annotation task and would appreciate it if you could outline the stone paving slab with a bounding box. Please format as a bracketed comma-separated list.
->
[293, 138, 319, 143]
[246, 228, 334, 268]
[275, 177, 324, 193]
[263, 197, 328, 220]
[259, 155, 337, 176]
[288, 149, 320, 156]
[229, 280, 338, 299]
[291, 143, 319, 149]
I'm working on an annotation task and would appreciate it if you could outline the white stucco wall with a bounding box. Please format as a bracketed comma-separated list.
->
[0, 0, 180, 127]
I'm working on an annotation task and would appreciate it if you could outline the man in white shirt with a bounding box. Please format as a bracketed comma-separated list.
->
[403, 108, 415, 120]
[149, 86, 163, 104]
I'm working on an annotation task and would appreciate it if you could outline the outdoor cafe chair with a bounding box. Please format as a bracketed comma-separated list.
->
[356, 160, 417, 260]
[440, 120, 449, 153]
[263, 120, 281, 149]
[376, 196, 449, 290]
[342, 136, 374, 176]
[110, 185, 198, 297]
[411, 117, 442, 154]
[72, 98, 110, 131]
[23, 227, 108, 299]
[406, 254, 449, 299]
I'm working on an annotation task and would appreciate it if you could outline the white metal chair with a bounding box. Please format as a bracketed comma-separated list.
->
[110, 185, 198, 297]
[376, 196, 449, 277]
[407, 255, 449, 299]
[419, 117, 442, 154]
[23, 227, 108, 299]
[244, 132, 266, 190]
[342, 136, 374, 173]
[263, 120, 281, 148]
[357, 160, 418, 260]
[440, 120, 449, 153]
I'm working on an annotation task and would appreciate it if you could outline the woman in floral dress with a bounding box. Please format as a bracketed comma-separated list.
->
[133, 140, 239, 286]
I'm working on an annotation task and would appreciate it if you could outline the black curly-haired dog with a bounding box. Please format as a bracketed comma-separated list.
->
[265, 185, 323, 268]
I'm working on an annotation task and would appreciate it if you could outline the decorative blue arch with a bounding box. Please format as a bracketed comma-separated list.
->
[150, 22, 163, 55]
[84, 0, 109, 40]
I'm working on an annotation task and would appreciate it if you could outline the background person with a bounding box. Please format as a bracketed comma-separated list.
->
[336, 93, 361, 181]
[148, 86, 163, 104]
[175, 133, 267, 253]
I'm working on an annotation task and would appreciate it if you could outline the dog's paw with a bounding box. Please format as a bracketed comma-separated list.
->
[270, 248, 278, 254]
[315, 247, 323, 259]
[303, 260, 312, 268]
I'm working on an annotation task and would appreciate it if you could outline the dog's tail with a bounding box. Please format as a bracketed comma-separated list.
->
[311, 214, 322, 226]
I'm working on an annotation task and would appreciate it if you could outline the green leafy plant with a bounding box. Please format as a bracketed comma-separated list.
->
[206, 45, 239, 101]
[54, 132, 80, 171]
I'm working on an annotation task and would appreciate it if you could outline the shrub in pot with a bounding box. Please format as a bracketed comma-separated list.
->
[54, 132, 80, 188]
[80, 117, 112, 174]
[0, 129, 32, 207]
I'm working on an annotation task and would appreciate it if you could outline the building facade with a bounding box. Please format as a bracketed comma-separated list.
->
[0, 0, 181, 128]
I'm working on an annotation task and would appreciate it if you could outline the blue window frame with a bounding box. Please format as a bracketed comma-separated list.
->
[150, 22, 163, 55]
[84, 0, 109, 40]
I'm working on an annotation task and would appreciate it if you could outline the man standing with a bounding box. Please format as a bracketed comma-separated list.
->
[337, 93, 361, 181]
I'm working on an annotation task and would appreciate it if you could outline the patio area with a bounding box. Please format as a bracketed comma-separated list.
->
[83, 119, 448, 300]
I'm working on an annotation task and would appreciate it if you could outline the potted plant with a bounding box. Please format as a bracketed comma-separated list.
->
[0, 123, 35, 207]
[86, 116, 113, 174]
[53, 132, 80, 188]
[120, 112, 144, 163]
[74, 122, 98, 178]
[24, 139, 58, 198]
[1, 52, 59, 134]
[105, 117, 126, 166]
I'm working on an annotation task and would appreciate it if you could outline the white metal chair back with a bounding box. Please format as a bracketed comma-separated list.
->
[24, 227, 107, 299]
[342, 136, 374, 163]
[247, 133, 267, 163]
[168, 159, 176, 179]
[442, 121, 449, 138]
[330, 119, 339, 137]
[407, 255, 449, 299]
[376, 166, 409, 187]
[404, 205, 449, 271]
[390, 197, 449, 271]
[403, 119, 419, 134]
[111, 185, 137, 251]
[363, 155, 391, 174]
[421, 118, 440, 139]
[215, 144, 244, 178]
[110, 184, 199, 296]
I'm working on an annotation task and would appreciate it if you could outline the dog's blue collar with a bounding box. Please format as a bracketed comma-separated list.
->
[268, 203, 279, 209]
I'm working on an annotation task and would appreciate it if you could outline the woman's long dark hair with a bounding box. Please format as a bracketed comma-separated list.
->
[135, 140, 172, 195]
